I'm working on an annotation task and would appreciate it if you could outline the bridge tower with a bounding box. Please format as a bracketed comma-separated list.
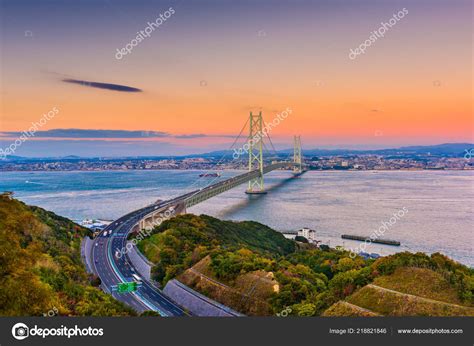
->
[246, 111, 267, 194]
[293, 135, 302, 174]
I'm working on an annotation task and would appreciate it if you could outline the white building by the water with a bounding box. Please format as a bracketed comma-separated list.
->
[298, 227, 317, 243]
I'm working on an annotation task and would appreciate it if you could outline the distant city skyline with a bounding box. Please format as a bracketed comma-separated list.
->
[0, 137, 472, 158]
[1, 0, 472, 157]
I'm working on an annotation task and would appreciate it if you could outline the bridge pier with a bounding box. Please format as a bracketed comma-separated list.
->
[174, 202, 187, 215]
[132, 224, 140, 233]
[245, 189, 267, 195]
[145, 217, 154, 230]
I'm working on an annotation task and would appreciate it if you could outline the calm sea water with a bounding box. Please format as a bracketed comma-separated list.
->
[1, 170, 473, 267]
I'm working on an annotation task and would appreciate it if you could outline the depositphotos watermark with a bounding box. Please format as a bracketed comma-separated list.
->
[464, 149, 473, 160]
[276, 307, 292, 317]
[232, 107, 292, 159]
[0, 106, 60, 160]
[349, 8, 408, 60]
[11, 322, 103, 340]
[348, 207, 408, 258]
[43, 306, 58, 317]
[116, 207, 175, 258]
[115, 7, 175, 60]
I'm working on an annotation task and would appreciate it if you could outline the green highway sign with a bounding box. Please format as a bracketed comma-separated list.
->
[115, 281, 139, 293]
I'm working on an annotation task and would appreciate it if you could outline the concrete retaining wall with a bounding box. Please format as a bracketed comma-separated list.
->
[126, 241, 152, 281]
[163, 279, 244, 317]
[81, 236, 94, 274]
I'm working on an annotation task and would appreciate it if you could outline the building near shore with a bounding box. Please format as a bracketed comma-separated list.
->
[298, 227, 317, 243]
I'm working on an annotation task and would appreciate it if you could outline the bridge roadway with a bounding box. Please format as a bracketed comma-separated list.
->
[90, 162, 300, 316]
[182, 162, 296, 208]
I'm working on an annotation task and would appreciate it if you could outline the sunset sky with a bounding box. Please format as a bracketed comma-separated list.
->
[0, 0, 472, 157]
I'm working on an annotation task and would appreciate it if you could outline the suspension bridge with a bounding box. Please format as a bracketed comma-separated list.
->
[134, 111, 305, 231]
[89, 111, 306, 315]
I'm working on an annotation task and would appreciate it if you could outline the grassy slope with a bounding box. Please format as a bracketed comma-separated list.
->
[324, 267, 474, 317]
[373, 267, 468, 305]
[178, 255, 276, 315]
[346, 284, 474, 316]
[322, 301, 380, 317]
[0, 198, 135, 316]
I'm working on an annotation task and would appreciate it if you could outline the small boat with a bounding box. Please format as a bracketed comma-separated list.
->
[199, 172, 221, 177]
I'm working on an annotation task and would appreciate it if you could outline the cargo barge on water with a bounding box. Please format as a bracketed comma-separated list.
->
[341, 234, 400, 246]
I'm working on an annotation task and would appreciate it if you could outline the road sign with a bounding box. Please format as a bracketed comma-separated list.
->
[112, 281, 141, 293]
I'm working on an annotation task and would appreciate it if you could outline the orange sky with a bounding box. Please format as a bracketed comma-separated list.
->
[1, 0, 472, 155]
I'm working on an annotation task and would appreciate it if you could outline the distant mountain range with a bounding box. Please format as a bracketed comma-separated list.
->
[1, 143, 473, 161]
[195, 143, 474, 159]
[291, 143, 474, 157]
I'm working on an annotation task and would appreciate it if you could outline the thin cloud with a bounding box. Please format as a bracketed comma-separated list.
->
[1, 129, 168, 138]
[0, 129, 238, 140]
[175, 133, 236, 139]
[62, 79, 142, 92]
[174, 134, 207, 139]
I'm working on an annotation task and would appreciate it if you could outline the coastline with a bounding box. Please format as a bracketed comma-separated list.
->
[1, 167, 473, 173]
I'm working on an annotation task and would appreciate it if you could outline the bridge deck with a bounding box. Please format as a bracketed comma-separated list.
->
[184, 162, 299, 208]
[136, 162, 303, 228]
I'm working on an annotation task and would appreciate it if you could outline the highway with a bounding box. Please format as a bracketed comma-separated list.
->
[91, 198, 191, 316]
[90, 164, 303, 316]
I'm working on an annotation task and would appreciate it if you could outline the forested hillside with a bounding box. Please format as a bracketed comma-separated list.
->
[138, 214, 474, 316]
[0, 198, 135, 316]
